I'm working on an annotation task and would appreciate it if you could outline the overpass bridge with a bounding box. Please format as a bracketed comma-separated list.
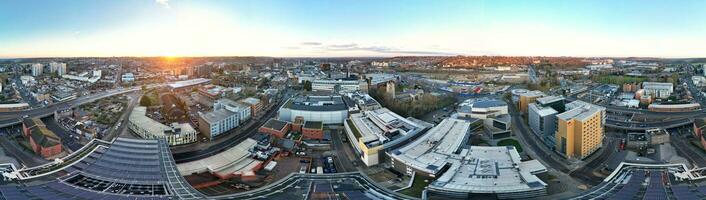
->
[0, 87, 142, 128]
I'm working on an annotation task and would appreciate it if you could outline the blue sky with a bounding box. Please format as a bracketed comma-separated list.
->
[1, 0, 706, 58]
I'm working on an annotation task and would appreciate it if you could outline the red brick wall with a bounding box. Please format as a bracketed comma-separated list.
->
[40, 145, 62, 158]
[29, 136, 62, 159]
[259, 124, 290, 138]
[292, 124, 302, 133]
[302, 128, 324, 140]
[22, 124, 31, 137]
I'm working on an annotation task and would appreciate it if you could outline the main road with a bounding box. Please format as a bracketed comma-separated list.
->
[0, 84, 162, 128]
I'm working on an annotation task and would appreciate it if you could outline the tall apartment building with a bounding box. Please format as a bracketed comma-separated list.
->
[31, 63, 43, 76]
[555, 100, 606, 160]
[49, 62, 67, 75]
[642, 82, 673, 99]
[518, 90, 545, 113]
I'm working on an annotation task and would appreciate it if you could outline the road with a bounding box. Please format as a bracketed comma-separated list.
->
[568, 136, 619, 185]
[104, 91, 142, 140]
[506, 99, 571, 173]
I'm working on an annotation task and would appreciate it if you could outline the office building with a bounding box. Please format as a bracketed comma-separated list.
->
[198, 99, 250, 140]
[642, 82, 673, 99]
[239, 97, 263, 117]
[518, 90, 545, 113]
[527, 96, 565, 148]
[555, 100, 606, 159]
[311, 79, 361, 93]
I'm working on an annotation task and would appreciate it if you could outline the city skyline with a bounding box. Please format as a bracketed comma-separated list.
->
[2, 0, 706, 58]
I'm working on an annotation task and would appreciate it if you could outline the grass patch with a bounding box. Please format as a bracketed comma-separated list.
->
[399, 175, 434, 198]
[497, 138, 523, 153]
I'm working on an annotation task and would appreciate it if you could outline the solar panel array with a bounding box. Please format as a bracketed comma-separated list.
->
[671, 185, 700, 200]
[608, 170, 644, 200]
[643, 172, 667, 200]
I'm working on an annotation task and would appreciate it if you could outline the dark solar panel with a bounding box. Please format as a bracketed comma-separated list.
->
[671, 185, 700, 200]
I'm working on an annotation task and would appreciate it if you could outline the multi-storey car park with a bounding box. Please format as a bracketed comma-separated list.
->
[389, 118, 549, 199]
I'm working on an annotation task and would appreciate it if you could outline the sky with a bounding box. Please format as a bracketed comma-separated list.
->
[1, 0, 706, 58]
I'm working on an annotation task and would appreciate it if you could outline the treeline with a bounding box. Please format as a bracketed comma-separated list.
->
[369, 88, 455, 118]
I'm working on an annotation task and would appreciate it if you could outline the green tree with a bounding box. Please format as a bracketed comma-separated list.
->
[303, 80, 312, 91]
[139, 96, 152, 107]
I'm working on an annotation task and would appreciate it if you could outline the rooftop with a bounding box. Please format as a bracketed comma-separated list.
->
[348, 108, 427, 148]
[130, 106, 193, 137]
[304, 121, 323, 129]
[536, 96, 564, 105]
[168, 78, 211, 89]
[391, 118, 547, 194]
[557, 101, 605, 122]
[262, 118, 289, 131]
[199, 108, 236, 124]
[283, 95, 348, 111]
[470, 99, 507, 108]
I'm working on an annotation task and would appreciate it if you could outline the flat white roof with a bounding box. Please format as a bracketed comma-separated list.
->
[391, 118, 548, 194]
[168, 78, 210, 89]
[429, 146, 547, 194]
[558, 100, 605, 122]
[176, 138, 260, 176]
[349, 108, 426, 148]
[391, 118, 471, 174]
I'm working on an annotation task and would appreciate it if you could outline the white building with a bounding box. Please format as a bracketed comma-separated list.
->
[48, 62, 67, 75]
[642, 82, 673, 99]
[31, 63, 43, 76]
[216, 98, 251, 122]
[121, 73, 135, 82]
[344, 108, 429, 166]
[128, 106, 198, 146]
[311, 79, 360, 93]
[389, 118, 548, 199]
[198, 98, 250, 140]
[278, 95, 350, 124]
[458, 99, 508, 119]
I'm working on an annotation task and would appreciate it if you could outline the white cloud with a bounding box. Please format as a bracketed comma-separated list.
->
[155, 0, 169, 8]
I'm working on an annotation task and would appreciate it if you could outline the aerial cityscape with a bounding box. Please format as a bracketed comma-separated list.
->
[2, 0, 706, 200]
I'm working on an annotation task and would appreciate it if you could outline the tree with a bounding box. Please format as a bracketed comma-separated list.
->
[303, 80, 312, 91]
[139, 96, 152, 107]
